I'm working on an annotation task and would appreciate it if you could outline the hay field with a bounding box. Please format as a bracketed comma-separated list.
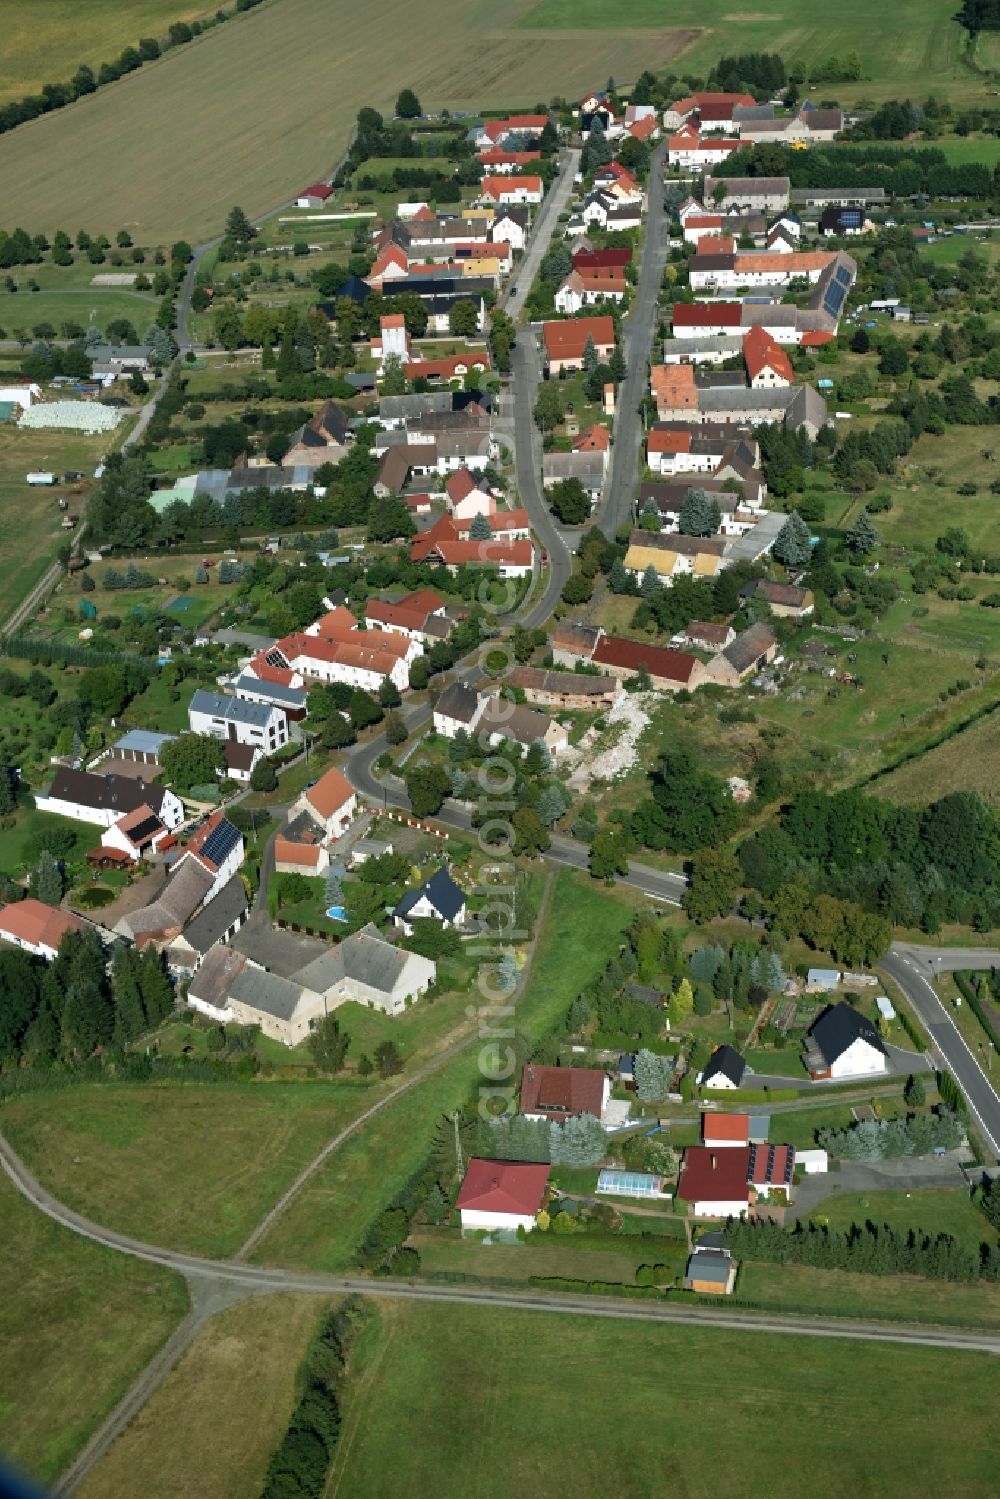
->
[0, 1, 217, 103]
[871, 707, 1000, 806]
[0, 0, 687, 243]
[522, 0, 980, 104]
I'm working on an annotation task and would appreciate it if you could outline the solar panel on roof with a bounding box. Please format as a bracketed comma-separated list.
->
[200, 819, 240, 868]
[823, 282, 847, 318]
[264, 648, 287, 668]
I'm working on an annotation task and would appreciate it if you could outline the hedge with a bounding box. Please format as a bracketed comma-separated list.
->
[954, 970, 1000, 1053]
[528, 1275, 664, 1300]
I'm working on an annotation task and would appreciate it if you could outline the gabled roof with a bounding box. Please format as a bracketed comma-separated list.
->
[703, 1044, 747, 1087]
[395, 865, 465, 922]
[455, 1157, 549, 1217]
[810, 1002, 887, 1065]
[304, 766, 356, 820]
[722, 623, 777, 675]
[704, 1112, 750, 1144]
[46, 766, 172, 818]
[593, 635, 700, 685]
[542, 316, 615, 360]
[520, 1063, 606, 1119]
[189, 689, 278, 728]
[0, 898, 86, 952]
[677, 1145, 751, 1204]
[435, 680, 481, 725]
[743, 324, 795, 384]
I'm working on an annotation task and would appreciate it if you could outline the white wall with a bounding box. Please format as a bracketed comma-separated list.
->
[692, 1197, 749, 1218]
[460, 1208, 536, 1232]
[830, 1038, 887, 1078]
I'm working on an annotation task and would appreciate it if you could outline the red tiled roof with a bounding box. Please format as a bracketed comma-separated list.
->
[672, 303, 742, 327]
[647, 428, 692, 453]
[748, 1142, 794, 1187]
[743, 324, 794, 383]
[572, 248, 632, 270]
[300, 183, 332, 200]
[481, 175, 543, 198]
[801, 330, 835, 346]
[683, 215, 724, 231]
[574, 423, 611, 452]
[305, 766, 356, 819]
[0, 897, 86, 952]
[380, 313, 406, 329]
[628, 115, 658, 140]
[542, 315, 615, 360]
[520, 1064, 606, 1119]
[455, 1157, 549, 1216]
[703, 1113, 750, 1144]
[478, 148, 541, 166]
[593, 635, 700, 684]
[274, 835, 323, 868]
[677, 1145, 751, 1204]
[445, 467, 481, 502]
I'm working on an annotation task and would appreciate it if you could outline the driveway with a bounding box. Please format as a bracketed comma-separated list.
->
[748, 1044, 930, 1093]
[788, 1152, 970, 1221]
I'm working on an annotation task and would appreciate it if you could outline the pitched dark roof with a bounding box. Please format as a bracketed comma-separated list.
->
[48, 766, 171, 817]
[810, 1002, 887, 1065]
[703, 1044, 746, 1086]
[396, 866, 465, 922]
[176, 874, 248, 955]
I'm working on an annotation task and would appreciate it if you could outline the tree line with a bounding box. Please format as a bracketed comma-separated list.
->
[717, 141, 995, 199]
[724, 1212, 1000, 1283]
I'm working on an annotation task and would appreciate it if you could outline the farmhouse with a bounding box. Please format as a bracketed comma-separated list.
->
[455, 1158, 550, 1234]
[705, 623, 778, 686]
[298, 765, 358, 840]
[702, 176, 790, 213]
[116, 814, 244, 949]
[476, 695, 569, 758]
[805, 1002, 888, 1079]
[35, 767, 184, 832]
[741, 579, 814, 617]
[433, 679, 486, 738]
[505, 665, 620, 710]
[164, 874, 248, 974]
[592, 634, 708, 692]
[520, 1063, 611, 1123]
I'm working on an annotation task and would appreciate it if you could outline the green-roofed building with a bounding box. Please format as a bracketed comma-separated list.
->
[0, 401, 17, 423]
[149, 475, 199, 514]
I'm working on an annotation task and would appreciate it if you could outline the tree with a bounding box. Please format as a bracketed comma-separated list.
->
[547, 477, 590, 525]
[684, 846, 741, 924]
[879, 340, 909, 378]
[669, 977, 694, 1025]
[404, 761, 451, 818]
[536, 785, 565, 827]
[846, 510, 880, 555]
[633, 1048, 672, 1101]
[469, 511, 493, 540]
[424, 1184, 449, 1224]
[375, 1039, 403, 1077]
[851, 327, 870, 354]
[225, 206, 253, 246]
[160, 733, 225, 790]
[380, 352, 406, 395]
[640, 563, 662, 598]
[512, 807, 551, 856]
[385, 710, 407, 745]
[533, 382, 563, 432]
[678, 489, 721, 537]
[590, 828, 628, 881]
[448, 299, 479, 338]
[325, 868, 344, 907]
[395, 88, 422, 118]
[308, 1013, 350, 1072]
[904, 1073, 926, 1107]
[138, 947, 174, 1024]
[32, 850, 62, 906]
[249, 757, 277, 792]
[772, 509, 812, 567]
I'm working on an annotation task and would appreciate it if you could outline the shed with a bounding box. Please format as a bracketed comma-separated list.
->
[79, 599, 97, 619]
[875, 995, 896, 1021]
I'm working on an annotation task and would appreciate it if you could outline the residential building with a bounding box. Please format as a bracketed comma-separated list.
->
[433, 679, 486, 738]
[551, 621, 601, 667]
[520, 1063, 611, 1123]
[188, 689, 289, 754]
[505, 665, 620, 710]
[164, 874, 249, 975]
[541, 449, 605, 498]
[298, 765, 358, 839]
[274, 811, 331, 875]
[541, 316, 615, 375]
[115, 814, 243, 949]
[805, 1002, 888, 1079]
[35, 767, 184, 832]
[409, 513, 533, 577]
[677, 1142, 794, 1217]
[0, 898, 88, 960]
[703, 1113, 751, 1150]
[394, 866, 467, 934]
[480, 175, 543, 206]
[702, 176, 790, 213]
[683, 620, 736, 654]
[476, 695, 569, 758]
[445, 467, 494, 520]
[455, 1158, 550, 1234]
[701, 1044, 747, 1089]
[365, 588, 449, 640]
[740, 579, 814, 617]
[743, 325, 794, 387]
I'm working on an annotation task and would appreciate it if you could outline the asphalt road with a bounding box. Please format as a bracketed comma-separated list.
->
[884, 943, 1000, 1158]
[2, 1133, 996, 1355]
[503, 148, 579, 323]
[598, 142, 668, 540]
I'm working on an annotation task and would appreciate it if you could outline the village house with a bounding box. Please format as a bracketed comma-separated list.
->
[455, 1158, 550, 1234]
[35, 766, 184, 834]
[0, 898, 88, 961]
[741, 579, 814, 617]
[677, 1141, 794, 1217]
[394, 866, 467, 935]
[480, 175, 543, 207]
[115, 813, 244, 949]
[365, 588, 449, 641]
[505, 665, 620, 710]
[283, 401, 351, 469]
[476, 694, 569, 759]
[683, 620, 736, 654]
[444, 467, 494, 520]
[701, 1043, 748, 1089]
[702, 176, 790, 213]
[433, 679, 486, 738]
[297, 765, 358, 840]
[624, 529, 728, 586]
[163, 874, 249, 976]
[551, 621, 602, 667]
[685, 1238, 738, 1295]
[520, 1063, 611, 1123]
[296, 183, 332, 208]
[410, 513, 533, 577]
[805, 1003, 888, 1079]
[541, 449, 605, 500]
[541, 316, 615, 376]
[188, 689, 290, 754]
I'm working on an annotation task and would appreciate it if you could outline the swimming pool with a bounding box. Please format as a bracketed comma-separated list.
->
[326, 905, 348, 922]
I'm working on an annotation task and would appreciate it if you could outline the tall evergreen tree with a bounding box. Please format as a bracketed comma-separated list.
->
[138, 947, 175, 1025]
[111, 947, 148, 1042]
[641, 563, 662, 597]
[32, 849, 62, 905]
[772, 509, 813, 567]
[846, 509, 880, 555]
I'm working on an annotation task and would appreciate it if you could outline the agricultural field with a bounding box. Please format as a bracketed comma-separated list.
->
[329, 1300, 1000, 1498]
[0, 259, 160, 343]
[0, 1080, 377, 1257]
[520, 0, 980, 104]
[0, 0, 217, 104]
[0, 0, 683, 242]
[741, 1255, 1000, 1330]
[0, 1168, 188, 1486]
[872, 706, 1000, 805]
[74, 1293, 326, 1499]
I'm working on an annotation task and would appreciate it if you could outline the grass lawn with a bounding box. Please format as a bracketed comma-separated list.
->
[329, 1299, 1000, 1497]
[73, 1293, 326, 1499]
[0, 0, 682, 241]
[0, 803, 93, 879]
[411, 1230, 685, 1286]
[0, 1080, 378, 1257]
[744, 1046, 809, 1078]
[0, 1169, 188, 1486]
[769, 1096, 909, 1150]
[871, 703, 1000, 806]
[740, 1256, 1000, 1331]
[0, 286, 158, 342]
[807, 1186, 997, 1256]
[250, 871, 639, 1272]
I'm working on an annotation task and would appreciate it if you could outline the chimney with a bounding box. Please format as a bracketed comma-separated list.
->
[710, 1153, 717, 1169]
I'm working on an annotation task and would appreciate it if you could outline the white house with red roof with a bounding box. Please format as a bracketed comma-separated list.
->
[0, 898, 88, 961]
[743, 325, 794, 387]
[445, 467, 494, 520]
[171, 811, 245, 902]
[667, 127, 741, 170]
[364, 588, 449, 641]
[455, 1157, 550, 1233]
[480, 175, 543, 207]
[258, 604, 418, 693]
[371, 314, 411, 373]
[367, 243, 409, 288]
[573, 424, 611, 476]
[477, 148, 541, 174]
[410, 514, 533, 576]
[677, 1141, 795, 1217]
[297, 765, 358, 839]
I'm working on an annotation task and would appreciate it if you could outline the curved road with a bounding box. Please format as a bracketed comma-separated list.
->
[1, 1133, 996, 1355]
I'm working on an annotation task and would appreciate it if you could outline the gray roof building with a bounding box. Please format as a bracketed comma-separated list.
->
[189, 690, 278, 729]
